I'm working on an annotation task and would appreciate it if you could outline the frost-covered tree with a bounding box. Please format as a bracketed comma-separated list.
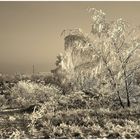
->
[52, 8, 140, 107]
[88, 8, 140, 107]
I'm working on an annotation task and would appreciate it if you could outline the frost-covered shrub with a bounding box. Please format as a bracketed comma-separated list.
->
[10, 81, 62, 107]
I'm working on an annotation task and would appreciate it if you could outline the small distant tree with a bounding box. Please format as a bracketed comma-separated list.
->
[88, 8, 140, 107]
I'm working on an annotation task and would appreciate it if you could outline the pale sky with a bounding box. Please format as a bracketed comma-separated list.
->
[0, 1, 140, 74]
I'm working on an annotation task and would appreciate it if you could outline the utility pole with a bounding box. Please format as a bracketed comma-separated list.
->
[32, 64, 35, 75]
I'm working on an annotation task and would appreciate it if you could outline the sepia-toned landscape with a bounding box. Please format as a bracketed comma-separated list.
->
[0, 2, 140, 139]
